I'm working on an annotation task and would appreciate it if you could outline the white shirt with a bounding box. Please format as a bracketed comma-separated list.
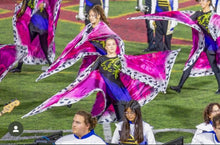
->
[111, 121, 156, 144]
[192, 131, 220, 144]
[55, 130, 106, 144]
[191, 122, 213, 144]
[212, 0, 220, 14]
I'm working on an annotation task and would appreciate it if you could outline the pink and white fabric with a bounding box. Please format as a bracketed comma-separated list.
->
[13, 0, 61, 65]
[0, 44, 26, 82]
[22, 21, 180, 122]
[128, 11, 220, 77]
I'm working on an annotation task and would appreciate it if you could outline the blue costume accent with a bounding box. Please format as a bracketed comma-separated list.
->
[74, 129, 96, 139]
[31, 13, 48, 31]
[86, 0, 105, 7]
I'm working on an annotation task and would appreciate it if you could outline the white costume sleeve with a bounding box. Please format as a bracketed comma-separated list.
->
[111, 122, 122, 144]
[173, 0, 178, 11]
[191, 128, 203, 144]
[143, 122, 156, 144]
[77, 0, 85, 20]
[149, 0, 156, 30]
[137, 0, 145, 12]
[216, 1, 220, 14]
[167, 0, 178, 34]
[104, 0, 109, 17]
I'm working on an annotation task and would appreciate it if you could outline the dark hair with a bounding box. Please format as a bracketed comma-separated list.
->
[76, 111, 97, 130]
[120, 100, 144, 143]
[89, 5, 110, 26]
[213, 114, 220, 128]
[105, 36, 117, 47]
[203, 103, 220, 124]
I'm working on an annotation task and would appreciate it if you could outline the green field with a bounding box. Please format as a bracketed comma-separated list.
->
[0, 0, 219, 144]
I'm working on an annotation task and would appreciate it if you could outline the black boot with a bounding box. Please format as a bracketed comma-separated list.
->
[170, 71, 189, 93]
[143, 44, 155, 52]
[9, 62, 23, 73]
[214, 73, 220, 94]
[216, 89, 220, 94]
[170, 86, 181, 93]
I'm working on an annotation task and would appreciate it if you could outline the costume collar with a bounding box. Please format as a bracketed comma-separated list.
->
[214, 134, 220, 143]
[208, 130, 220, 143]
[74, 129, 95, 139]
[129, 121, 135, 124]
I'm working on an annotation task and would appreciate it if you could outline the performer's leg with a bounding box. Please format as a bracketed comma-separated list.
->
[155, 21, 164, 51]
[113, 101, 127, 122]
[29, 24, 38, 42]
[9, 61, 23, 73]
[170, 64, 194, 93]
[206, 50, 220, 94]
[164, 33, 172, 50]
[162, 20, 171, 50]
[39, 33, 51, 65]
[143, 19, 155, 52]
[10, 25, 37, 72]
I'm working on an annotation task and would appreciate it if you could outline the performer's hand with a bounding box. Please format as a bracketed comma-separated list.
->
[78, 12, 85, 21]
[39, 3, 44, 9]
[67, 86, 73, 91]
[76, 7, 85, 21]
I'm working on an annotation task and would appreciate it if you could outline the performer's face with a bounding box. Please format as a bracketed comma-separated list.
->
[209, 105, 220, 121]
[198, 0, 210, 9]
[105, 39, 117, 55]
[89, 10, 100, 27]
[72, 114, 90, 138]
[125, 107, 136, 123]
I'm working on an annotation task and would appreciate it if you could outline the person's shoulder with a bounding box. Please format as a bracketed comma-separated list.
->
[91, 134, 106, 144]
[196, 122, 213, 131]
[195, 131, 215, 144]
[142, 121, 151, 126]
[55, 134, 75, 144]
[115, 121, 123, 126]
[142, 121, 154, 130]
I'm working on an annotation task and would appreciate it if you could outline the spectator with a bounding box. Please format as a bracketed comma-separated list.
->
[111, 100, 156, 144]
[192, 113, 220, 144]
[192, 103, 220, 143]
[55, 111, 106, 144]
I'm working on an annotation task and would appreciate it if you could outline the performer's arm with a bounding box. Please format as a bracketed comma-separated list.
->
[91, 56, 101, 71]
[111, 124, 120, 144]
[78, 0, 86, 20]
[145, 124, 156, 144]
[16, 0, 28, 19]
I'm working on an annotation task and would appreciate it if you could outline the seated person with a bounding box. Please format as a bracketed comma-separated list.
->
[55, 110, 106, 144]
[192, 103, 220, 143]
[192, 113, 220, 144]
[111, 100, 156, 144]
